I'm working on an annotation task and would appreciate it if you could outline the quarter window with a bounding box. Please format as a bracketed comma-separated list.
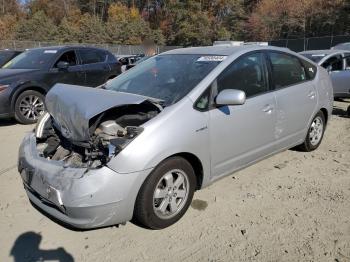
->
[269, 52, 306, 88]
[217, 52, 268, 98]
[79, 49, 106, 64]
[299, 58, 317, 80]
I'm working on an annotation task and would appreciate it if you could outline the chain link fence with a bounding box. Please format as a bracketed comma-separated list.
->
[0, 40, 182, 55]
[269, 35, 350, 52]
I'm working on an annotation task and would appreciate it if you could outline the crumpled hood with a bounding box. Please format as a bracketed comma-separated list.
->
[45, 84, 149, 142]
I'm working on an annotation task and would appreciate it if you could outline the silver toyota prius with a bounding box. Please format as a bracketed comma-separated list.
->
[18, 45, 333, 230]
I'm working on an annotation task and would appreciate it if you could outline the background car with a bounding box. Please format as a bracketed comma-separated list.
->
[117, 54, 146, 72]
[0, 50, 22, 67]
[18, 45, 333, 230]
[300, 49, 350, 98]
[0, 46, 121, 124]
[332, 42, 350, 51]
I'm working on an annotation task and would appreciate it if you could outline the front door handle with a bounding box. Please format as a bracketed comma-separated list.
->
[262, 104, 274, 114]
[308, 91, 316, 99]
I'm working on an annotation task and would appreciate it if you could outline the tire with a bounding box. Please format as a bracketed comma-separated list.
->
[299, 111, 326, 152]
[133, 157, 196, 229]
[14, 90, 46, 124]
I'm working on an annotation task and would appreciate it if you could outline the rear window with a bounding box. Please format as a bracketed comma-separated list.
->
[79, 49, 106, 64]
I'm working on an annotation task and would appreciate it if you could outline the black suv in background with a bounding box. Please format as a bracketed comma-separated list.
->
[0, 46, 121, 124]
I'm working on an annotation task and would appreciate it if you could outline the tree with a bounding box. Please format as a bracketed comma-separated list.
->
[15, 11, 58, 41]
[0, 15, 18, 40]
[106, 2, 164, 45]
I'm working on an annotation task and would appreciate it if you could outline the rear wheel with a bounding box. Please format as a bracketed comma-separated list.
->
[14, 90, 46, 124]
[133, 157, 196, 229]
[299, 111, 325, 152]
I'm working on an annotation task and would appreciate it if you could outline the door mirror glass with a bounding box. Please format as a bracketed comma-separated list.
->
[215, 89, 246, 106]
[56, 61, 69, 69]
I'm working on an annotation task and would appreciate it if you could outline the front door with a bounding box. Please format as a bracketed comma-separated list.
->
[209, 52, 277, 178]
[327, 53, 350, 97]
[47, 50, 85, 87]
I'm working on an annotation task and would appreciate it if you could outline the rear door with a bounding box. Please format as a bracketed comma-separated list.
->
[78, 48, 111, 87]
[268, 51, 317, 148]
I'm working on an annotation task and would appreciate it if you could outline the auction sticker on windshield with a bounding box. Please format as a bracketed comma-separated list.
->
[197, 56, 227, 62]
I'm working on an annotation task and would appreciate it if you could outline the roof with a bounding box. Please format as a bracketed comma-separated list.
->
[299, 49, 345, 55]
[27, 45, 107, 52]
[161, 45, 289, 56]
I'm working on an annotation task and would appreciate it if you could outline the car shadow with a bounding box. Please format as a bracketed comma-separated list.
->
[332, 106, 350, 118]
[0, 118, 18, 127]
[10, 231, 74, 262]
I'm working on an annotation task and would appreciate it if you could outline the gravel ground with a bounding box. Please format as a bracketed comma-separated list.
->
[0, 100, 349, 262]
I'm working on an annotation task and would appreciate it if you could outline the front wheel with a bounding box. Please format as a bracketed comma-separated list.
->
[133, 157, 196, 229]
[14, 90, 46, 124]
[299, 111, 326, 152]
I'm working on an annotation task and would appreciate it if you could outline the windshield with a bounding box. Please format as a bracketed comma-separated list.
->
[0, 52, 15, 66]
[301, 53, 326, 63]
[2, 49, 56, 69]
[105, 54, 223, 106]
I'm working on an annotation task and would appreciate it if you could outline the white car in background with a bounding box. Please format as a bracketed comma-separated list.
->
[300, 49, 350, 98]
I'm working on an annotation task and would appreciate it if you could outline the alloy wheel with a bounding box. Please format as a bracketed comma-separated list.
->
[309, 116, 324, 146]
[18, 94, 45, 121]
[153, 169, 189, 219]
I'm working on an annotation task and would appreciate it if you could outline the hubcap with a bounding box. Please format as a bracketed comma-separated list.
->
[309, 116, 323, 146]
[153, 169, 189, 219]
[19, 95, 45, 121]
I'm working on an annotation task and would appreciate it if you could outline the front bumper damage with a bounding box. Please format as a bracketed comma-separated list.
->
[18, 133, 152, 229]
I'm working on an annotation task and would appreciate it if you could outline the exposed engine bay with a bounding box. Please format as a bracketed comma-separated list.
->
[35, 101, 161, 169]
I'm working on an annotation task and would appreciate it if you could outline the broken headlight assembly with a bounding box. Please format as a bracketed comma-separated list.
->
[34, 112, 144, 169]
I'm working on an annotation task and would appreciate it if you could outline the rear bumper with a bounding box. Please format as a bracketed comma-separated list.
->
[0, 90, 12, 117]
[18, 133, 153, 229]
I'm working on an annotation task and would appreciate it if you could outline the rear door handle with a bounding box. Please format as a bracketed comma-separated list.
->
[262, 104, 274, 114]
[308, 91, 316, 99]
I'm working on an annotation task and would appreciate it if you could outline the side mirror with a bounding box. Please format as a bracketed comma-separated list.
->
[57, 61, 69, 70]
[215, 89, 246, 106]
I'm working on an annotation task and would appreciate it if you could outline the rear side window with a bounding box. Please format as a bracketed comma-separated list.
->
[79, 49, 106, 64]
[268, 52, 306, 88]
[299, 58, 317, 80]
[217, 52, 269, 98]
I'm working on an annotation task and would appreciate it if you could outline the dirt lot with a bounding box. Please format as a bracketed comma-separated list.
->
[0, 100, 349, 262]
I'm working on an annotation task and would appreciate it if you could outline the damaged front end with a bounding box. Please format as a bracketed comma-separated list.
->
[18, 84, 162, 228]
[36, 84, 162, 169]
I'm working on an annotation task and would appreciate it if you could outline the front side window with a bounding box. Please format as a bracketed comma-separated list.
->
[79, 49, 106, 64]
[269, 52, 306, 88]
[216, 52, 268, 98]
[322, 55, 343, 71]
[54, 51, 77, 67]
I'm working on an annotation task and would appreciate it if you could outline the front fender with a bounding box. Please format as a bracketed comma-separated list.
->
[107, 97, 211, 185]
